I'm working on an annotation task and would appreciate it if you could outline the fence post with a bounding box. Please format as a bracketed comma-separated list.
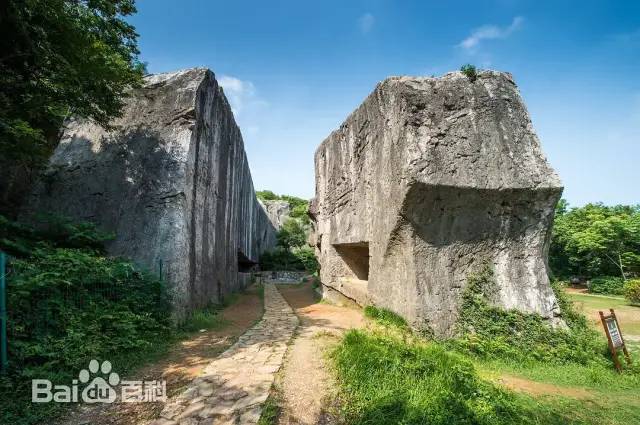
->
[158, 259, 163, 282]
[0, 252, 8, 373]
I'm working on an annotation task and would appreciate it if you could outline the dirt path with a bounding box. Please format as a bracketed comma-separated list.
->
[494, 374, 593, 399]
[276, 283, 365, 425]
[58, 285, 264, 425]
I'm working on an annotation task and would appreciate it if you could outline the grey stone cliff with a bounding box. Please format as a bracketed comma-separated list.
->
[26, 68, 277, 316]
[259, 199, 291, 229]
[311, 70, 563, 336]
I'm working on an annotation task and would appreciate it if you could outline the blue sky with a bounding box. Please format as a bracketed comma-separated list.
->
[130, 0, 639, 206]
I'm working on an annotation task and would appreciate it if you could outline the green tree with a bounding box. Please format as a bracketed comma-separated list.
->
[256, 190, 278, 201]
[277, 218, 307, 251]
[550, 201, 640, 279]
[0, 0, 145, 212]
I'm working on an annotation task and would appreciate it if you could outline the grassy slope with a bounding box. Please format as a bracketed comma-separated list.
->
[475, 290, 640, 424]
[331, 301, 640, 425]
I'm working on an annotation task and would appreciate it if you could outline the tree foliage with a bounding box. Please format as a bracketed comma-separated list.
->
[0, 215, 171, 424]
[256, 190, 310, 224]
[260, 216, 318, 272]
[256, 191, 317, 272]
[259, 246, 318, 273]
[277, 218, 307, 251]
[0, 0, 145, 212]
[550, 202, 640, 280]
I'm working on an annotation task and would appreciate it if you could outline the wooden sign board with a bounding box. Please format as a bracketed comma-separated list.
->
[599, 309, 632, 372]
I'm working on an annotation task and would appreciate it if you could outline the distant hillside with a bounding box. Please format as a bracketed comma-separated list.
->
[256, 190, 310, 224]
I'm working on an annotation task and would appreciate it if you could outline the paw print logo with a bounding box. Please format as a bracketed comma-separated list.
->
[79, 360, 120, 403]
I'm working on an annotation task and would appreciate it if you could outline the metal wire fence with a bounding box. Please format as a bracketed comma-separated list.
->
[0, 250, 169, 374]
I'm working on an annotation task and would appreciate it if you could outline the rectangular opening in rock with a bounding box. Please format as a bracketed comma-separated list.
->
[333, 242, 370, 280]
[237, 251, 256, 273]
[311, 71, 563, 335]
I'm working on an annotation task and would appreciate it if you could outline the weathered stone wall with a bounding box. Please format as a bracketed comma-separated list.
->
[256, 271, 308, 284]
[25, 68, 276, 316]
[311, 71, 563, 336]
[260, 199, 291, 229]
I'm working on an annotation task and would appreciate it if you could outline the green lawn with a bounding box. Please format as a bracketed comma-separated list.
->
[566, 291, 640, 337]
[331, 298, 640, 425]
[471, 290, 640, 424]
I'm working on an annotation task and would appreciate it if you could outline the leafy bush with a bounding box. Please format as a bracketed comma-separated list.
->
[260, 247, 302, 271]
[452, 265, 606, 365]
[364, 305, 408, 330]
[6, 248, 172, 369]
[589, 276, 625, 295]
[180, 304, 228, 333]
[256, 190, 279, 201]
[624, 279, 640, 305]
[293, 246, 318, 273]
[460, 64, 478, 82]
[0, 216, 173, 425]
[311, 276, 320, 289]
[331, 330, 574, 425]
[260, 246, 318, 273]
[0, 213, 114, 256]
[277, 218, 308, 250]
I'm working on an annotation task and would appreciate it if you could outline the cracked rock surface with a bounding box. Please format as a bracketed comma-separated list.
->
[311, 70, 563, 336]
[151, 284, 298, 425]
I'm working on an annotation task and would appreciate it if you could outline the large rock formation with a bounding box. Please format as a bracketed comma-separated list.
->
[260, 199, 291, 229]
[311, 71, 563, 336]
[26, 68, 276, 316]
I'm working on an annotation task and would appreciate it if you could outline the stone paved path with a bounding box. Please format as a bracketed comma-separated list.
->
[152, 284, 298, 425]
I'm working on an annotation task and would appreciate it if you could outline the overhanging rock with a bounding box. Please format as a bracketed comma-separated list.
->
[311, 71, 563, 336]
[26, 68, 276, 317]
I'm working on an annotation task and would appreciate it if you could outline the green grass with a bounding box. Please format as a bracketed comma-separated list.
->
[566, 291, 640, 335]
[364, 305, 409, 330]
[567, 292, 632, 308]
[179, 305, 230, 333]
[258, 395, 281, 425]
[330, 268, 640, 424]
[477, 358, 639, 390]
[331, 330, 584, 424]
[331, 326, 640, 425]
[473, 357, 640, 423]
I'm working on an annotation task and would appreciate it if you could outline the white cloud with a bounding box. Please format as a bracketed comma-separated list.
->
[358, 13, 375, 34]
[459, 16, 524, 51]
[218, 75, 268, 117]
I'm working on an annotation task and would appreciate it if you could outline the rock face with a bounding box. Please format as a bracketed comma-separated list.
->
[26, 68, 277, 316]
[260, 199, 291, 229]
[311, 71, 563, 336]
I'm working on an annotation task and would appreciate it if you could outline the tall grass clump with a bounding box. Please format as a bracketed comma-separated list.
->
[332, 330, 576, 425]
[364, 305, 409, 330]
